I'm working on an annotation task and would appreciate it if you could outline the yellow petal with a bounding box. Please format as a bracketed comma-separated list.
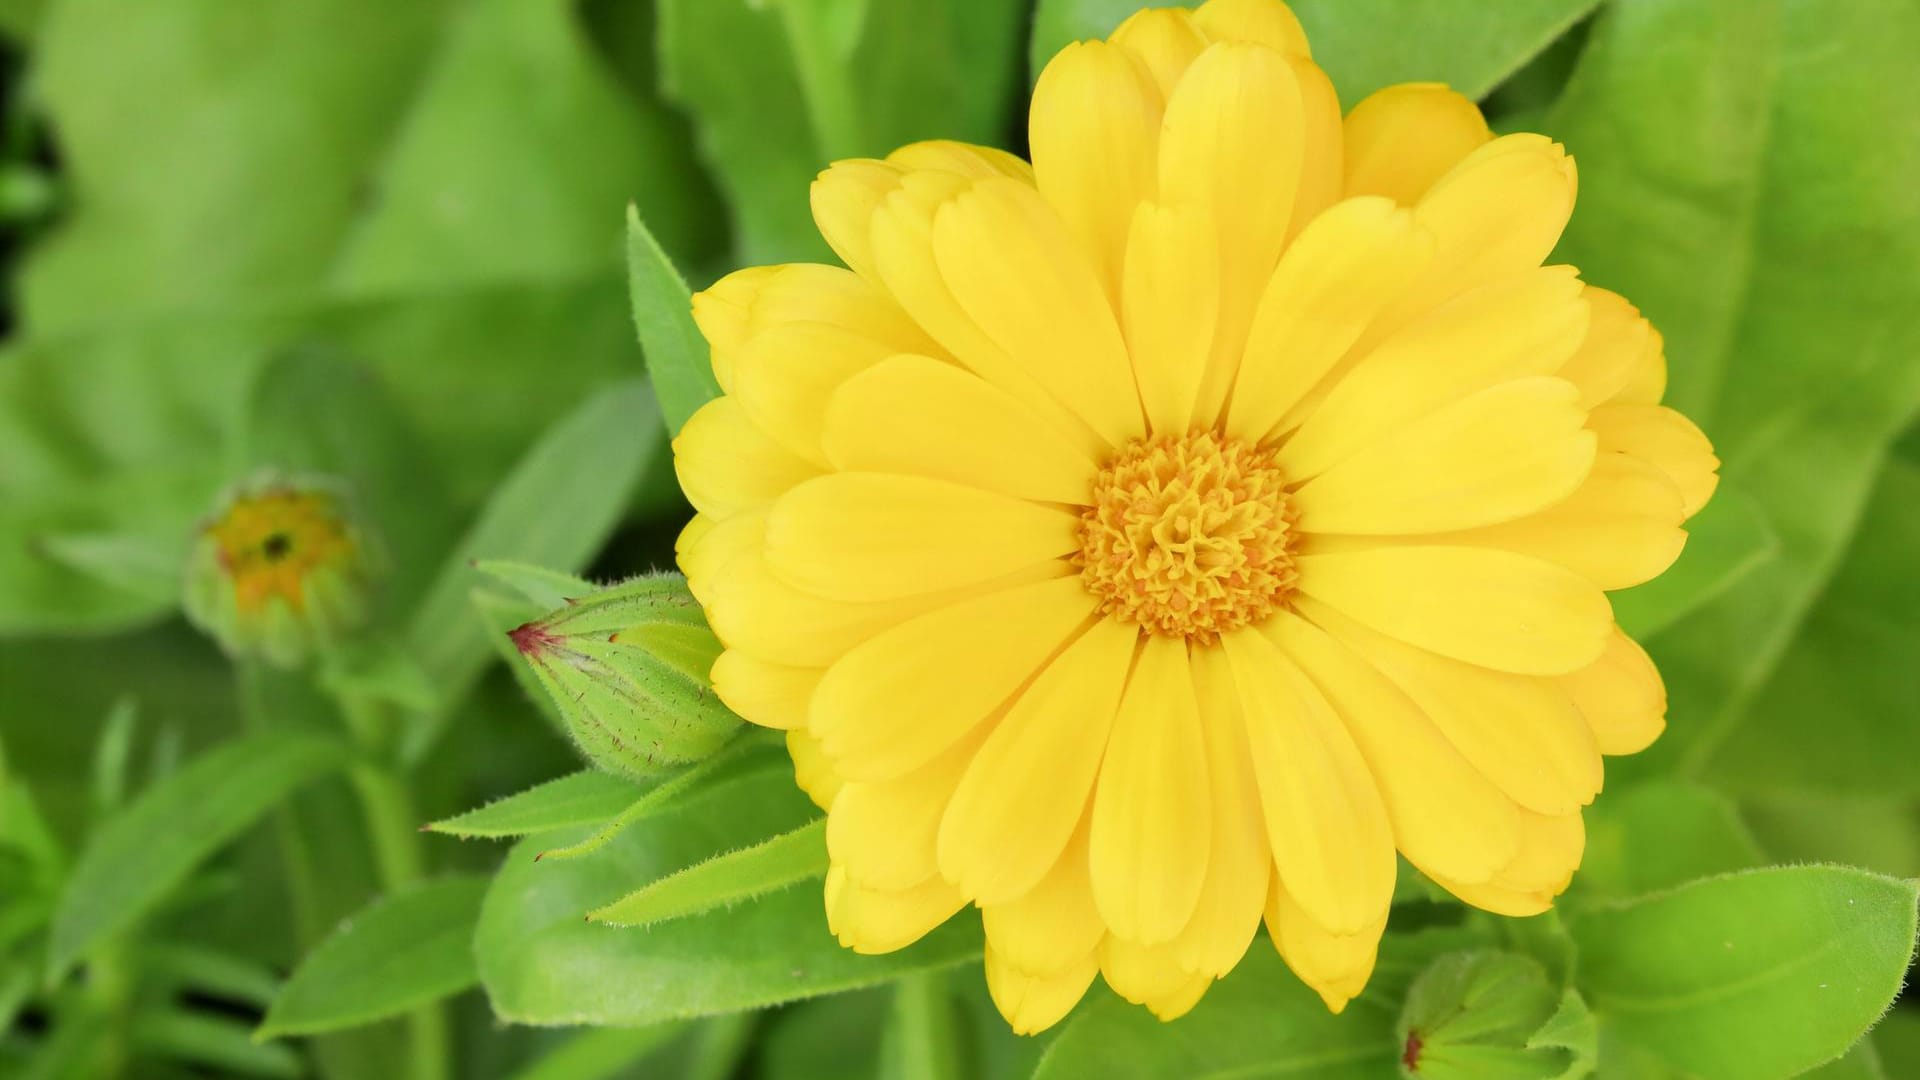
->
[672, 396, 823, 518]
[678, 508, 768, 604]
[812, 160, 903, 280]
[1558, 287, 1653, 407]
[691, 265, 779, 389]
[1612, 324, 1669, 406]
[695, 263, 935, 396]
[1428, 809, 1584, 916]
[827, 728, 983, 890]
[1031, 40, 1163, 305]
[887, 139, 1033, 182]
[1108, 8, 1207, 99]
[1301, 599, 1603, 816]
[1159, 41, 1306, 425]
[764, 473, 1079, 603]
[868, 172, 1105, 455]
[983, 821, 1106, 974]
[824, 864, 967, 953]
[822, 355, 1098, 504]
[1191, 0, 1310, 55]
[1294, 545, 1612, 675]
[1225, 196, 1431, 443]
[1289, 377, 1597, 535]
[1386, 134, 1577, 329]
[1437, 452, 1688, 591]
[734, 321, 918, 466]
[1221, 629, 1396, 936]
[940, 619, 1137, 905]
[1122, 200, 1218, 436]
[1588, 404, 1719, 517]
[1090, 636, 1210, 944]
[1268, 610, 1520, 885]
[703, 537, 987, 669]
[788, 729, 844, 811]
[1099, 935, 1212, 1021]
[1342, 83, 1491, 204]
[1559, 627, 1667, 755]
[1287, 57, 1344, 242]
[709, 650, 818, 731]
[811, 574, 1094, 780]
[1174, 645, 1272, 976]
[985, 946, 1098, 1036]
[1279, 265, 1588, 470]
[1265, 880, 1386, 1013]
[933, 177, 1144, 447]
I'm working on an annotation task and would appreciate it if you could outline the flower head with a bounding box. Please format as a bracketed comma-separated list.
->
[184, 476, 379, 667]
[673, 0, 1718, 1032]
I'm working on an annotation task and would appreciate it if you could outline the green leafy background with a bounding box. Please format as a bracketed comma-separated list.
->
[1, 0, 1915, 1077]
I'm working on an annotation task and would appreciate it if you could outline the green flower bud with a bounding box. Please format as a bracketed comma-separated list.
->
[1397, 950, 1596, 1080]
[509, 573, 742, 778]
[183, 475, 380, 668]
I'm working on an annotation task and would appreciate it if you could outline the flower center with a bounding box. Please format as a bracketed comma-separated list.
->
[1076, 431, 1298, 643]
[206, 489, 357, 614]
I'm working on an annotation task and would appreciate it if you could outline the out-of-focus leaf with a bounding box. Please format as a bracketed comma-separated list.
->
[1743, 791, 1920, 881]
[19, 0, 451, 330]
[427, 770, 644, 839]
[472, 561, 597, 610]
[330, 0, 719, 293]
[140, 942, 282, 1009]
[88, 698, 138, 819]
[1875, 1011, 1920, 1079]
[502, 1024, 691, 1080]
[1028, 0, 1599, 102]
[403, 379, 659, 761]
[474, 763, 980, 1027]
[628, 204, 719, 434]
[132, 1010, 302, 1079]
[1575, 781, 1763, 901]
[48, 732, 349, 979]
[1546, 0, 1920, 779]
[879, 973, 962, 1080]
[1571, 866, 1920, 1080]
[1805, 1042, 1890, 1080]
[659, 0, 1027, 265]
[1608, 484, 1776, 639]
[258, 875, 486, 1038]
[1699, 439, 1920, 793]
[587, 817, 827, 927]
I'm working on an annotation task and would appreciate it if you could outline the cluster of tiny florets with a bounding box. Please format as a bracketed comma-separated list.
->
[1076, 431, 1298, 642]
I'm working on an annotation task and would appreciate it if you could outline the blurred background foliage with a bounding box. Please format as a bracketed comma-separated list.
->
[1, 0, 1917, 1077]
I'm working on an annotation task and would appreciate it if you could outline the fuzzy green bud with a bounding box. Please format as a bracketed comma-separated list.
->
[182, 475, 380, 668]
[1397, 950, 1596, 1080]
[509, 573, 742, 778]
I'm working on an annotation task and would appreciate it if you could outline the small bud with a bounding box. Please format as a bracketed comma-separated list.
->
[182, 475, 380, 668]
[509, 573, 742, 778]
[1397, 950, 1595, 1080]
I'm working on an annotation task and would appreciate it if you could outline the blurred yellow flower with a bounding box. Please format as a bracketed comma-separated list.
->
[673, 0, 1718, 1033]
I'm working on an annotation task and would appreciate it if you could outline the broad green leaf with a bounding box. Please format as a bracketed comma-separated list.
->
[532, 734, 787, 863]
[1575, 781, 1763, 901]
[1699, 438, 1920, 793]
[1608, 485, 1777, 639]
[474, 763, 980, 1026]
[402, 379, 659, 761]
[48, 732, 349, 979]
[1571, 866, 1920, 1080]
[19, 0, 450, 330]
[502, 1024, 691, 1080]
[472, 560, 597, 610]
[879, 973, 963, 1080]
[426, 770, 644, 839]
[132, 1010, 302, 1079]
[659, 0, 1027, 264]
[628, 204, 719, 434]
[588, 817, 827, 927]
[1546, 0, 1920, 780]
[1028, 0, 1599, 102]
[258, 876, 487, 1038]
[329, 0, 720, 293]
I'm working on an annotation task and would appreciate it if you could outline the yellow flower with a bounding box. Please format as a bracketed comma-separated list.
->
[673, 0, 1718, 1033]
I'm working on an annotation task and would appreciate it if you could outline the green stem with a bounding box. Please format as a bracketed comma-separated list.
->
[777, 0, 864, 161]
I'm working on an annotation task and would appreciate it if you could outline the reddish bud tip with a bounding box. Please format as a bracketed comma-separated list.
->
[510, 621, 557, 656]
[1402, 1031, 1423, 1071]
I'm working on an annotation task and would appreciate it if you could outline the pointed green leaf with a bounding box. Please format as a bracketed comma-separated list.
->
[627, 204, 719, 435]
[258, 875, 487, 1039]
[1571, 866, 1920, 1080]
[48, 732, 350, 980]
[588, 818, 827, 928]
[133, 1010, 302, 1079]
[427, 770, 644, 839]
[473, 559, 597, 610]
